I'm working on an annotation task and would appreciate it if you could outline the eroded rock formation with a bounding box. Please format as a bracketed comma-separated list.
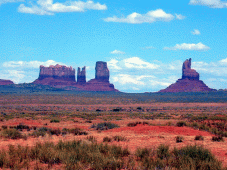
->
[159, 58, 214, 92]
[33, 64, 77, 87]
[82, 61, 118, 91]
[95, 61, 109, 82]
[38, 64, 75, 81]
[182, 58, 199, 80]
[33, 62, 118, 91]
[77, 67, 86, 84]
[0, 79, 14, 85]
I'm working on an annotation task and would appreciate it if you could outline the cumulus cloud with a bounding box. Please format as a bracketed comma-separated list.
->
[18, 0, 107, 15]
[112, 74, 147, 85]
[149, 80, 171, 87]
[189, 0, 227, 8]
[0, 70, 26, 84]
[164, 42, 210, 51]
[110, 50, 125, 54]
[0, 0, 24, 5]
[108, 59, 122, 70]
[104, 9, 184, 24]
[3, 60, 62, 68]
[175, 14, 186, 20]
[192, 59, 227, 76]
[123, 57, 159, 69]
[191, 29, 201, 35]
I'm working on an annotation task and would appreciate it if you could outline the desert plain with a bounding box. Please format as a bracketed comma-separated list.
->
[0, 91, 227, 169]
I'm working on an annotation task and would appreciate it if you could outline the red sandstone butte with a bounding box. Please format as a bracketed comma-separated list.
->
[81, 61, 118, 92]
[0, 79, 14, 85]
[33, 64, 77, 87]
[159, 58, 215, 92]
[33, 62, 119, 92]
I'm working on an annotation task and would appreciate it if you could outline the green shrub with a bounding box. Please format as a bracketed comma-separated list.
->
[92, 122, 119, 130]
[176, 136, 184, 143]
[157, 144, 169, 160]
[1, 129, 25, 139]
[103, 136, 112, 142]
[127, 121, 149, 127]
[2, 125, 7, 130]
[212, 136, 224, 142]
[86, 136, 97, 143]
[171, 145, 222, 170]
[69, 128, 88, 135]
[136, 147, 151, 160]
[16, 124, 30, 131]
[31, 127, 48, 137]
[113, 135, 127, 142]
[176, 121, 187, 127]
[195, 135, 204, 141]
[50, 119, 60, 123]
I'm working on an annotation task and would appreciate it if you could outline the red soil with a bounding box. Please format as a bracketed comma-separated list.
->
[105, 124, 213, 136]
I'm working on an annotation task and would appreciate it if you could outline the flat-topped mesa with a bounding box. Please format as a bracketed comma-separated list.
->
[77, 66, 86, 84]
[95, 61, 109, 82]
[0, 79, 14, 85]
[182, 58, 199, 80]
[38, 64, 76, 82]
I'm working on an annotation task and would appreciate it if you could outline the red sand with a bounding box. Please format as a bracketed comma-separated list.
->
[105, 124, 213, 136]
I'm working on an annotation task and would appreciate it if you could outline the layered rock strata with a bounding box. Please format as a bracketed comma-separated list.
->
[33, 64, 76, 87]
[159, 58, 214, 92]
[95, 61, 109, 82]
[0, 79, 14, 85]
[38, 64, 75, 81]
[77, 67, 86, 84]
[82, 61, 118, 91]
[33, 62, 118, 91]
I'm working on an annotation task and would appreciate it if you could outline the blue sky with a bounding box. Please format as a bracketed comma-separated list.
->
[0, 0, 227, 92]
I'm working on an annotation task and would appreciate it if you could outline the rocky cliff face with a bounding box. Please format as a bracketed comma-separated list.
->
[0, 79, 14, 85]
[182, 58, 199, 80]
[82, 61, 118, 91]
[95, 61, 109, 82]
[38, 64, 75, 81]
[159, 58, 214, 92]
[33, 64, 76, 87]
[77, 67, 86, 84]
[33, 62, 118, 91]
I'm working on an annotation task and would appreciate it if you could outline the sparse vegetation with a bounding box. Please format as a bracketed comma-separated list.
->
[176, 136, 184, 143]
[50, 119, 60, 123]
[1, 129, 26, 139]
[212, 136, 224, 142]
[91, 122, 119, 130]
[0, 92, 227, 168]
[195, 135, 204, 141]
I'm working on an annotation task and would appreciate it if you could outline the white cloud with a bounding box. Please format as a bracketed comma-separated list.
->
[104, 9, 184, 24]
[123, 57, 159, 69]
[149, 80, 171, 87]
[108, 59, 122, 70]
[189, 0, 227, 8]
[191, 29, 201, 35]
[112, 74, 154, 85]
[18, 0, 107, 15]
[164, 42, 210, 51]
[175, 14, 186, 20]
[3, 60, 61, 68]
[110, 50, 125, 54]
[0, 70, 25, 84]
[0, 0, 24, 5]
[220, 58, 227, 64]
